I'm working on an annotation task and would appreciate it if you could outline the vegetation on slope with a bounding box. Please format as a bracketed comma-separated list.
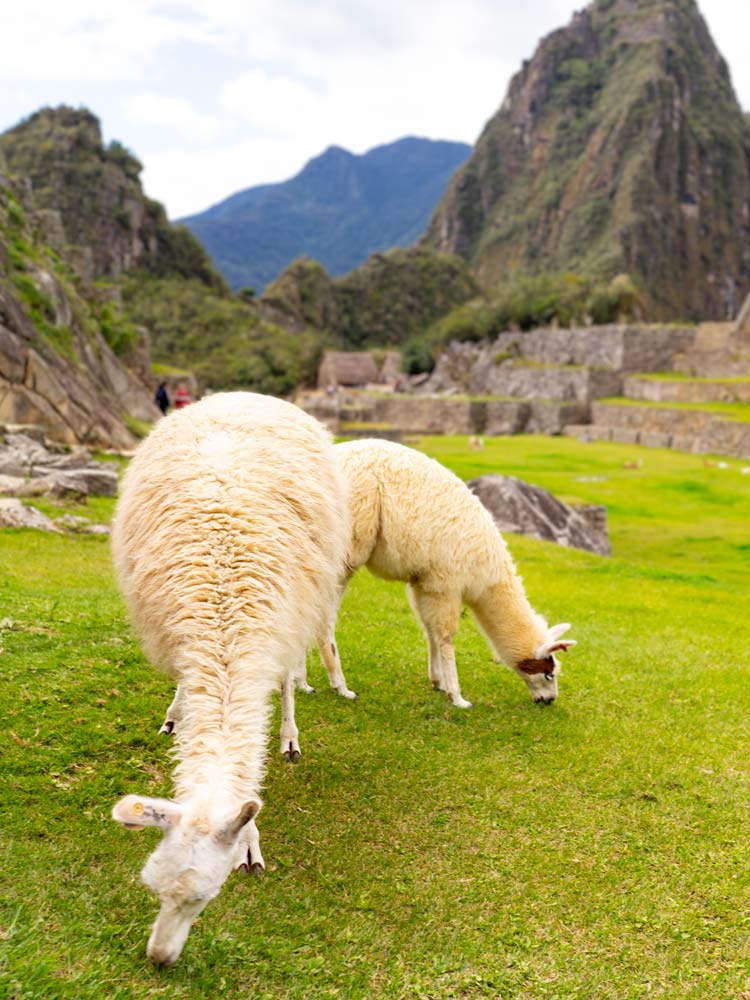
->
[262, 247, 480, 348]
[0, 106, 225, 291]
[121, 275, 323, 395]
[423, 0, 750, 320]
[181, 137, 471, 293]
[428, 270, 642, 349]
[2, 437, 750, 998]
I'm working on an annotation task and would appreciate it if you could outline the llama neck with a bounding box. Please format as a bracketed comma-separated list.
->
[171, 666, 278, 805]
[471, 571, 548, 668]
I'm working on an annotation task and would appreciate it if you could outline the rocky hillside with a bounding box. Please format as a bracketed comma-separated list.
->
[0, 107, 224, 289]
[423, 0, 750, 321]
[181, 137, 471, 293]
[0, 157, 157, 448]
[0, 107, 325, 402]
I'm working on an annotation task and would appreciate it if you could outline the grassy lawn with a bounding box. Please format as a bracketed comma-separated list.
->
[2, 435, 750, 998]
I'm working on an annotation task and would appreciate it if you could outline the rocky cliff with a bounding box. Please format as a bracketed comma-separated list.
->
[423, 0, 750, 321]
[0, 107, 224, 290]
[0, 162, 157, 448]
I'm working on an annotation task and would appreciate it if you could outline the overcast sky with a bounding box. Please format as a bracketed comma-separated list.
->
[0, 1, 747, 220]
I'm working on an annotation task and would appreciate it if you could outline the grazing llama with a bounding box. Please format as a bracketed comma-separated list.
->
[110, 392, 348, 966]
[312, 439, 575, 709]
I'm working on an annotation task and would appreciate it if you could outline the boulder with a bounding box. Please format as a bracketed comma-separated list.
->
[0, 433, 120, 498]
[0, 498, 61, 533]
[467, 473, 611, 556]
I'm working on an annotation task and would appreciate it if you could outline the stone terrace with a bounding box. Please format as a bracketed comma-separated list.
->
[298, 312, 750, 459]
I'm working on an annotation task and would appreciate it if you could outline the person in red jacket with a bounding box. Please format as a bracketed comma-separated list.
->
[173, 384, 192, 409]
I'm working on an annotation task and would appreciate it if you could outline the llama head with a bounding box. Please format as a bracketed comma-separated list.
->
[514, 623, 576, 705]
[112, 793, 260, 966]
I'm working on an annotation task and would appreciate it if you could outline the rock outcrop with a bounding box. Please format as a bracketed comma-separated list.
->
[423, 0, 750, 321]
[0, 107, 224, 289]
[468, 474, 611, 555]
[0, 167, 158, 447]
[0, 430, 119, 497]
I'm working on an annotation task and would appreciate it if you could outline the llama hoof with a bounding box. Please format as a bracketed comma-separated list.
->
[235, 861, 250, 876]
[452, 696, 473, 709]
[251, 862, 265, 877]
[159, 720, 174, 736]
[299, 684, 316, 695]
[338, 688, 357, 700]
[283, 743, 301, 763]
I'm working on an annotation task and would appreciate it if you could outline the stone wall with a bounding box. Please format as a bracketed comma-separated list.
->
[425, 324, 697, 397]
[624, 376, 750, 404]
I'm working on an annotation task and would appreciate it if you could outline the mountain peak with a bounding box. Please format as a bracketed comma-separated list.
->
[182, 136, 471, 292]
[423, 0, 750, 320]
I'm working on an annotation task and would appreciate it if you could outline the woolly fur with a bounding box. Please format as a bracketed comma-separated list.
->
[112, 392, 349, 804]
[320, 439, 561, 704]
[111, 393, 350, 966]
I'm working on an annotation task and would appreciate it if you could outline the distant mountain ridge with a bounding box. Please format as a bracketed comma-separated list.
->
[180, 136, 471, 292]
[423, 0, 750, 321]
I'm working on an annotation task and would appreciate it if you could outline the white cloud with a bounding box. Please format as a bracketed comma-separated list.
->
[126, 93, 217, 141]
[143, 137, 316, 218]
[0, 0, 748, 218]
[219, 71, 325, 138]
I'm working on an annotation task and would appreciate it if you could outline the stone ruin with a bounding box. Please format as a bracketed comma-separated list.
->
[299, 303, 750, 459]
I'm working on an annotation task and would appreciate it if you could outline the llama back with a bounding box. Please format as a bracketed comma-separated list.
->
[112, 392, 348, 681]
[336, 439, 507, 599]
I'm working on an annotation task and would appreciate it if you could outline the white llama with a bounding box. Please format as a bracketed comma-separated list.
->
[311, 439, 575, 709]
[110, 392, 348, 966]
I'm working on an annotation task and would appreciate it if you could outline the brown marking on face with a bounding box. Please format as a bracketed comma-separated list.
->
[517, 656, 555, 676]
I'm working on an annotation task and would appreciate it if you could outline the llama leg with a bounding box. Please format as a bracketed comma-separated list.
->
[293, 660, 316, 695]
[317, 629, 356, 699]
[409, 587, 471, 708]
[316, 591, 356, 699]
[279, 670, 301, 762]
[407, 584, 445, 691]
[159, 683, 184, 735]
[234, 819, 265, 877]
[437, 635, 472, 709]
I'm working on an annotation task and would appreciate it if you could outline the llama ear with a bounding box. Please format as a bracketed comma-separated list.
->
[112, 794, 183, 832]
[547, 623, 571, 641]
[535, 624, 577, 660]
[219, 799, 262, 842]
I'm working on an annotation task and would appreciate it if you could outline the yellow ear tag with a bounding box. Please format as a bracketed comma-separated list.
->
[132, 801, 144, 816]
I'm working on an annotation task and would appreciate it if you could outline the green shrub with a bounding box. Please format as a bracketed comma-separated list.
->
[97, 300, 139, 356]
[401, 338, 436, 376]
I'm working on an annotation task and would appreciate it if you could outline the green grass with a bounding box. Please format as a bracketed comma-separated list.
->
[2, 435, 750, 998]
[598, 397, 750, 422]
[631, 373, 750, 385]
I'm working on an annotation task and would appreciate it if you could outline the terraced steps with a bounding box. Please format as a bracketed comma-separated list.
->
[565, 398, 750, 457]
[624, 375, 750, 405]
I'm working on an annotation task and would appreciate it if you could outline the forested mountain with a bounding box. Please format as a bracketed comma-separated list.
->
[180, 137, 471, 292]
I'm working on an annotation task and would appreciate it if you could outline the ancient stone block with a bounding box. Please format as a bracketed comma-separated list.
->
[610, 428, 641, 444]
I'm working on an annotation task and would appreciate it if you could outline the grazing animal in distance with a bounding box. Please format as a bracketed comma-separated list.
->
[311, 439, 575, 708]
[110, 391, 348, 966]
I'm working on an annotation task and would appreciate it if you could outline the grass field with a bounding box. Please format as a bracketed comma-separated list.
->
[1, 435, 750, 999]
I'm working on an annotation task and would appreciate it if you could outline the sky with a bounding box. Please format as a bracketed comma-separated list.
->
[0, 1, 747, 220]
